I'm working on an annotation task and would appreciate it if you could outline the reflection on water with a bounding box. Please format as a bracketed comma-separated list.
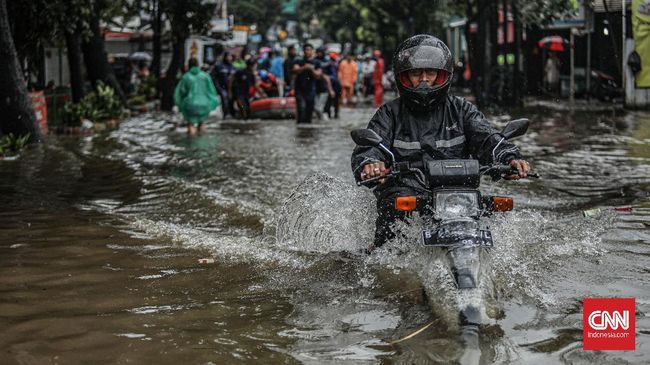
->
[1, 107, 649, 364]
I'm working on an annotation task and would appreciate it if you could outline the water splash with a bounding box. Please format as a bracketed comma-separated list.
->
[272, 172, 376, 254]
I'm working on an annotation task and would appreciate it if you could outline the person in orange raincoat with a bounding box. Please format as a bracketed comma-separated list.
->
[337, 54, 358, 106]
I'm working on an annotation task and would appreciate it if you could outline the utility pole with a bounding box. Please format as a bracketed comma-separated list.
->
[487, 0, 497, 105]
[586, 3, 592, 101]
[586, 30, 591, 101]
[570, 28, 575, 105]
[622, 0, 627, 100]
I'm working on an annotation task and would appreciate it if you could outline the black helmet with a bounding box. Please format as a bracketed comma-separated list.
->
[393, 34, 453, 110]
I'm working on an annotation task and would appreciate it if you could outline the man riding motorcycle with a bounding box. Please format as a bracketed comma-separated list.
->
[350, 34, 531, 247]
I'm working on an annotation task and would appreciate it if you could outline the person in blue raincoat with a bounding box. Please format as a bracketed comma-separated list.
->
[174, 58, 220, 136]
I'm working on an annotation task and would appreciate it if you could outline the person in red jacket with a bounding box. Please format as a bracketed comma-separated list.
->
[372, 50, 385, 108]
[258, 70, 279, 97]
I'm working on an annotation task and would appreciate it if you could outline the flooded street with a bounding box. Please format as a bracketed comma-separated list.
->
[1, 104, 650, 364]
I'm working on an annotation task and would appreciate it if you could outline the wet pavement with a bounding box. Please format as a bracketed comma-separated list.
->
[1, 103, 649, 364]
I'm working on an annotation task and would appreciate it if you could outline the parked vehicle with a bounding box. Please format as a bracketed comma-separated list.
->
[589, 69, 623, 102]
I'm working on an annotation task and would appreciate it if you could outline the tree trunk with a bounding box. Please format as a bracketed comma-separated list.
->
[160, 39, 184, 111]
[487, 0, 498, 105]
[0, 0, 41, 142]
[502, 0, 510, 104]
[64, 27, 85, 103]
[467, 0, 489, 107]
[151, 0, 162, 78]
[81, 0, 126, 103]
[465, 0, 479, 103]
[512, 3, 523, 106]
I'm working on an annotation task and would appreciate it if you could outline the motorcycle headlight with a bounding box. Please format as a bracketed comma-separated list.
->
[434, 191, 480, 220]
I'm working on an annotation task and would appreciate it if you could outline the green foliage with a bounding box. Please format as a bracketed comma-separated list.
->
[125, 72, 156, 107]
[160, 0, 217, 42]
[0, 133, 30, 157]
[512, 0, 577, 27]
[61, 102, 87, 127]
[298, 0, 574, 57]
[94, 81, 123, 118]
[136, 76, 158, 101]
[9, 0, 95, 50]
[61, 81, 123, 126]
[298, 0, 464, 55]
[127, 95, 147, 107]
[229, 0, 284, 37]
[10, 0, 131, 94]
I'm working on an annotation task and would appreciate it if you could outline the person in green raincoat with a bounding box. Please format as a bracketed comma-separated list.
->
[174, 58, 220, 135]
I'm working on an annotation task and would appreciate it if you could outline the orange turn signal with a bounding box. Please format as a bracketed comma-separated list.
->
[395, 196, 417, 211]
[492, 196, 513, 212]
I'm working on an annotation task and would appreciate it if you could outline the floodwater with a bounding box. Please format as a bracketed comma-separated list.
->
[1, 101, 649, 364]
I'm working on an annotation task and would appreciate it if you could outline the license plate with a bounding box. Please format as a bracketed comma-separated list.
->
[421, 229, 493, 247]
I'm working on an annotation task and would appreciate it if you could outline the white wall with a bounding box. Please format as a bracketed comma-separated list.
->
[44, 47, 70, 87]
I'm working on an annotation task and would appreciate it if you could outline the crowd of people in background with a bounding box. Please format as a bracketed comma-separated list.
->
[204, 43, 390, 123]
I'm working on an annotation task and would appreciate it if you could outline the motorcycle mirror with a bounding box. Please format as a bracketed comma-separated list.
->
[350, 129, 383, 147]
[501, 118, 529, 139]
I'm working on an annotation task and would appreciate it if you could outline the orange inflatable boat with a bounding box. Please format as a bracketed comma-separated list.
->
[249, 97, 296, 119]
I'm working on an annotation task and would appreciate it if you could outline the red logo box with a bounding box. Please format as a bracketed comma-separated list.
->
[583, 298, 635, 351]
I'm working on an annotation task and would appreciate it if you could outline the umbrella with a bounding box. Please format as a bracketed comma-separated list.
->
[259, 46, 271, 53]
[537, 36, 569, 52]
[128, 52, 152, 62]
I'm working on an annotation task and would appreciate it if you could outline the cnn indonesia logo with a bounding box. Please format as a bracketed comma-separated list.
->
[583, 298, 636, 351]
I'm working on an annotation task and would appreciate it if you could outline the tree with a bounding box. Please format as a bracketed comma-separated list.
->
[10, 0, 132, 103]
[81, 0, 127, 103]
[229, 0, 284, 38]
[56, 1, 90, 103]
[7, 0, 53, 87]
[159, 0, 216, 110]
[0, 0, 41, 142]
[298, 0, 463, 61]
[8, 0, 91, 102]
[65, 23, 87, 103]
[151, 0, 163, 77]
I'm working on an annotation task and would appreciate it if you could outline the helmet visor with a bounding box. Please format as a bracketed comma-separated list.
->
[395, 45, 451, 74]
[398, 69, 449, 88]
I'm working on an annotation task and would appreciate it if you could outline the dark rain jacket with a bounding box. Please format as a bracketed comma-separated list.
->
[351, 95, 522, 200]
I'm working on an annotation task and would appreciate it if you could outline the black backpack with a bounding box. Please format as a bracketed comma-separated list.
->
[628, 50, 642, 74]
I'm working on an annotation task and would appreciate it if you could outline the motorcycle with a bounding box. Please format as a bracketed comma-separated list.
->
[351, 119, 538, 353]
[589, 69, 622, 102]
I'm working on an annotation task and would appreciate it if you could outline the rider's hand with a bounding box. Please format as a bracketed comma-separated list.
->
[505, 159, 530, 180]
[361, 161, 390, 183]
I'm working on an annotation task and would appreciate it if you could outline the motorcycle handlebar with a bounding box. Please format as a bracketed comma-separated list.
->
[358, 163, 539, 186]
[490, 164, 540, 178]
[357, 173, 394, 186]
[357, 176, 378, 186]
